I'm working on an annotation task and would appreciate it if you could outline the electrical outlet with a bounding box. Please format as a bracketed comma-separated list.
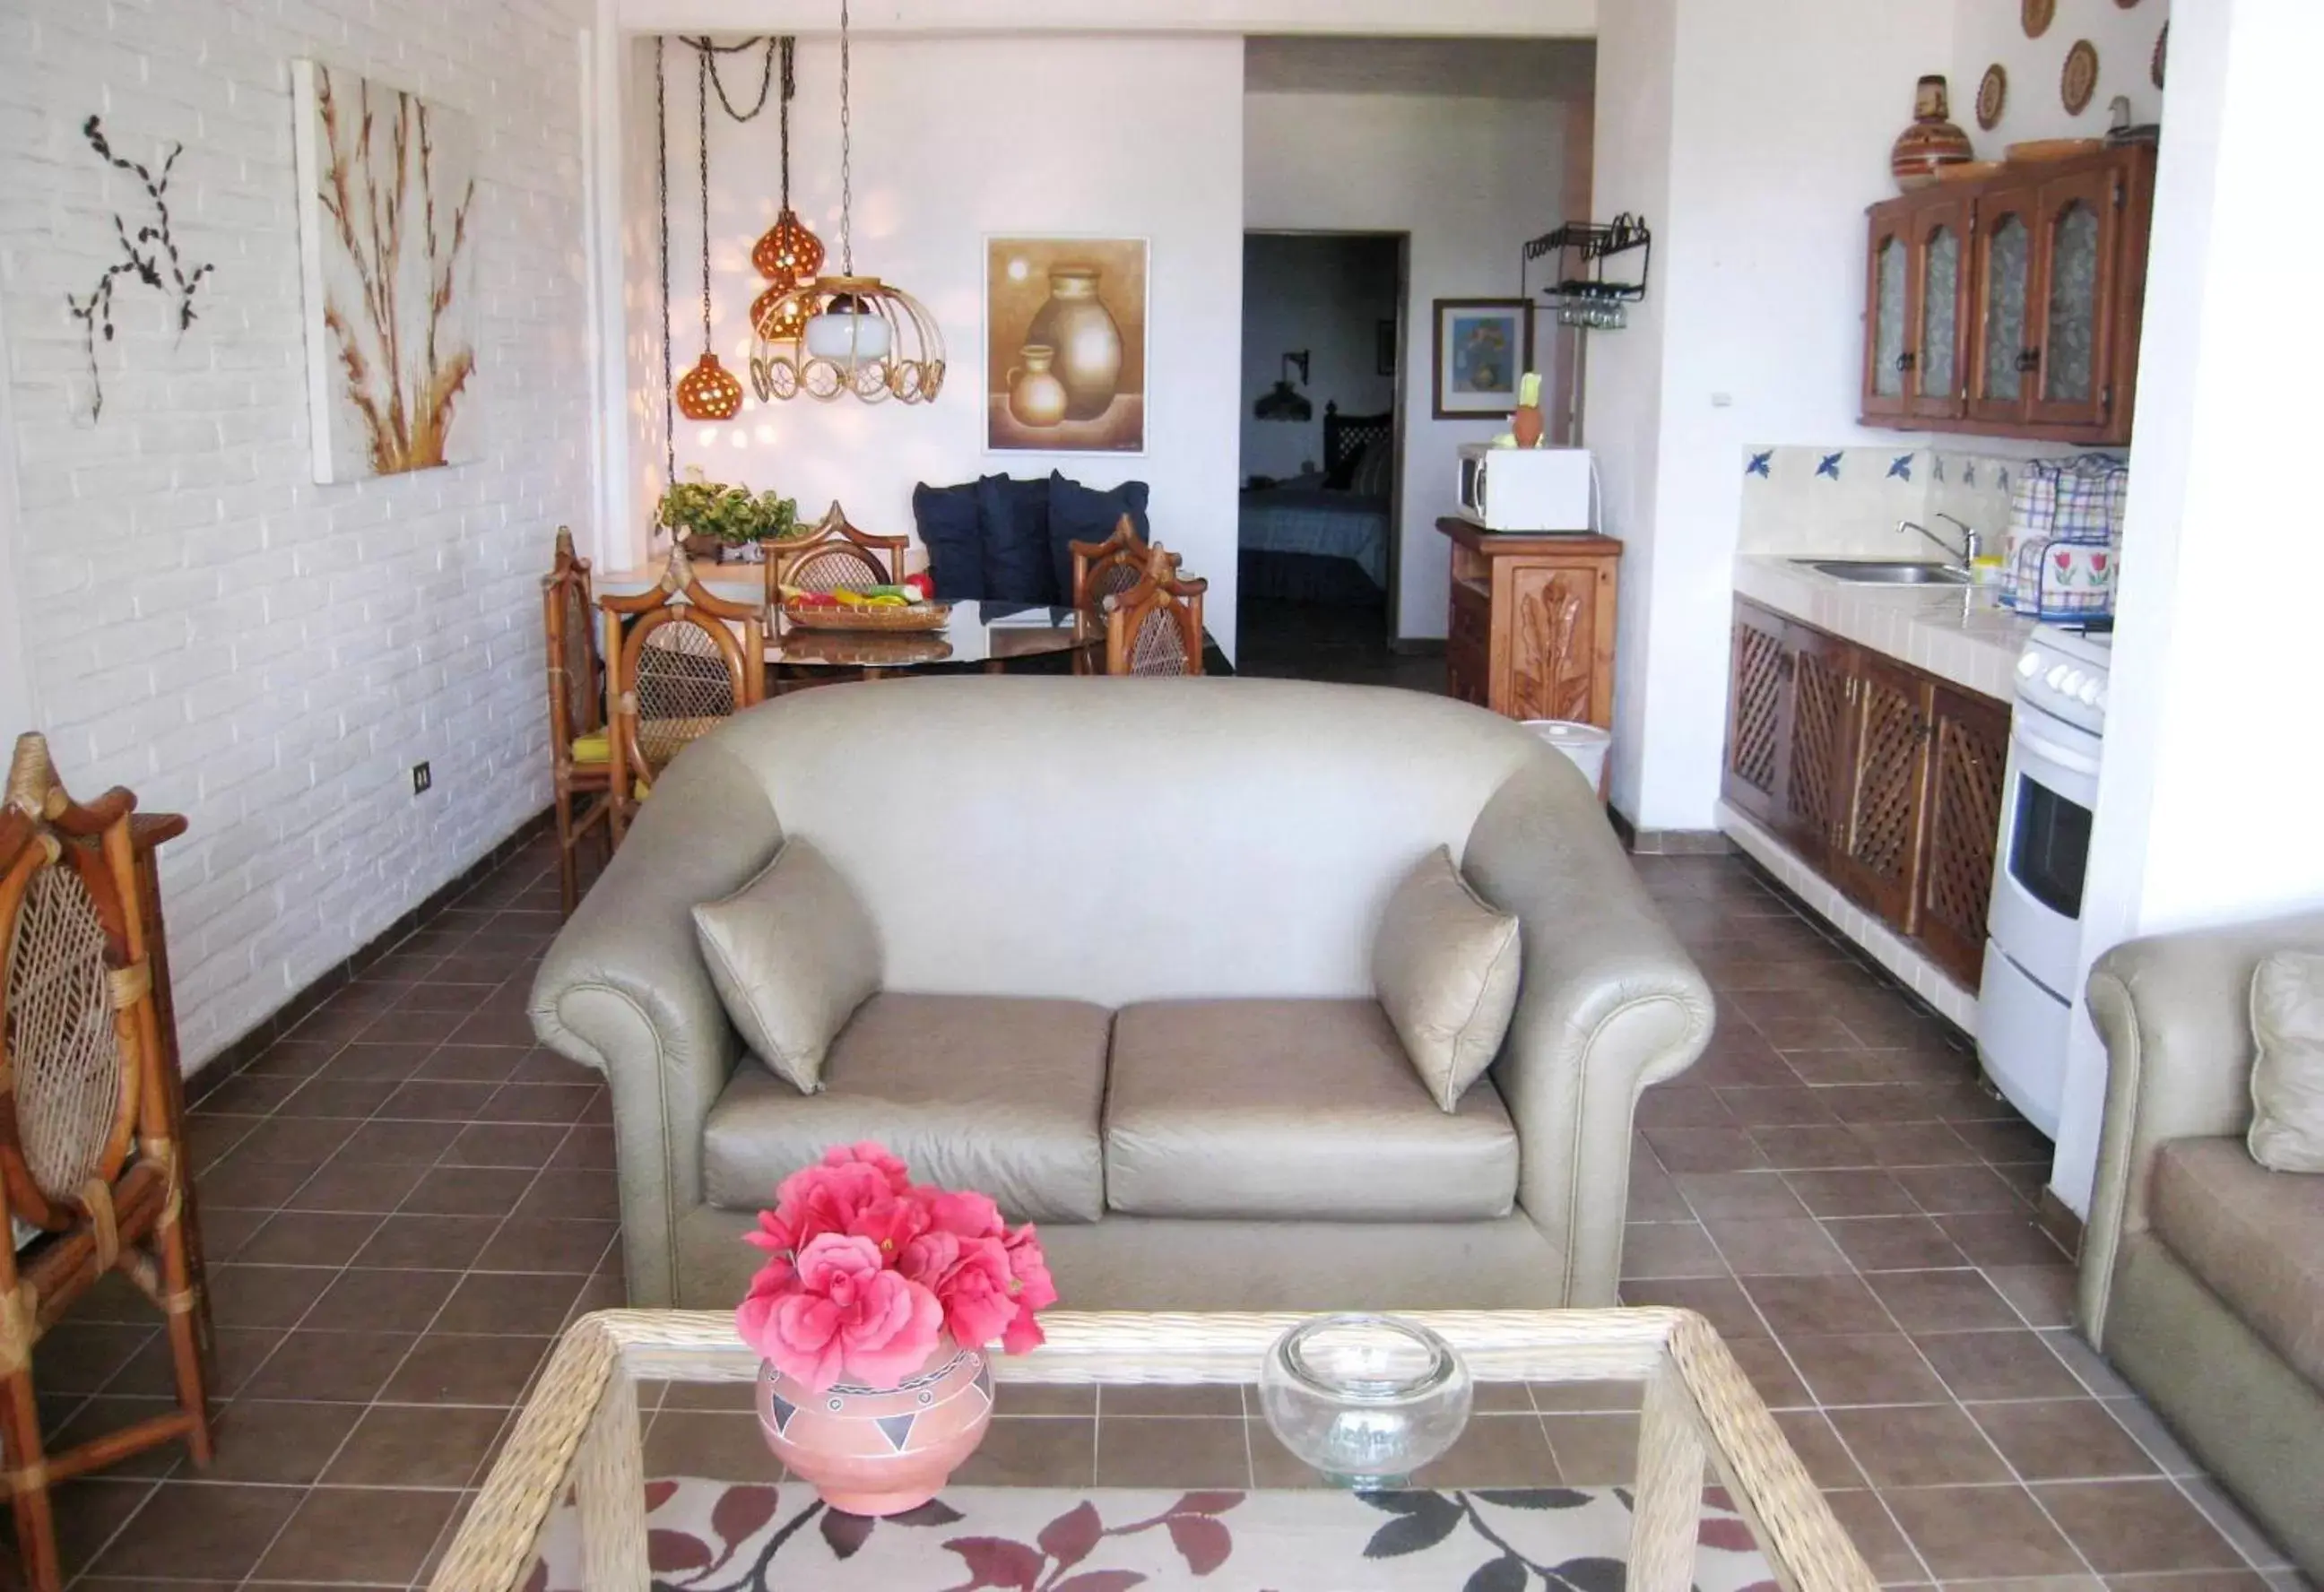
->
[412, 761, 432, 796]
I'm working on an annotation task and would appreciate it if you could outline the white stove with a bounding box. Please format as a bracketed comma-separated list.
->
[1979, 621, 2112, 1138]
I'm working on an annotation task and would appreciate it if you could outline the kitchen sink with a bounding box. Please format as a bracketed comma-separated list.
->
[1795, 559, 1971, 585]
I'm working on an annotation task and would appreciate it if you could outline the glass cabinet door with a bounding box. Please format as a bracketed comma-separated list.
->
[1967, 186, 2037, 424]
[2028, 169, 2120, 429]
[1862, 214, 1912, 419]
[1909, 198, 1969, 419]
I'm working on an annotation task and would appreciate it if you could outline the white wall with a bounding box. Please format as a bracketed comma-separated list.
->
[1953, 0, 2169, 152]
[0, 0, 594, 1069]
[1587, 0, 1955, 828]
[1246, 91, 1572, 642]
[2049, 0, 2324, 1213]
[656, 34, 1246, 651]
[1239, 233, 1399, 484]
[0, 294, 31, 737]
[617, 0, 1594, 37]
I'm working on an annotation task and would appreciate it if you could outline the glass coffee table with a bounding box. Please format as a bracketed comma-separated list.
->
[433, 1308, 1875, 1592]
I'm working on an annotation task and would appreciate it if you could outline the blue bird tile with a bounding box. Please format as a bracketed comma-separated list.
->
[1816, 452, 1843, 480]
[1887, 454, 1914, 481]
[1746, 449, 1773, 479]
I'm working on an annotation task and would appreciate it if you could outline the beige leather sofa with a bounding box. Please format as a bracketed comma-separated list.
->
[530, 677, 1713, 1317]
[2082, 910, 2324, 1579]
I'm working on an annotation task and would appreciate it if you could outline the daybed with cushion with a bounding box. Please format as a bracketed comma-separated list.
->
[529, 677, 1713, 1315]
[2081, 910, 2324, 1579]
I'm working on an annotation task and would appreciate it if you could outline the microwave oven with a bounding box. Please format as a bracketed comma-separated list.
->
[1456, 445, 1594, 532]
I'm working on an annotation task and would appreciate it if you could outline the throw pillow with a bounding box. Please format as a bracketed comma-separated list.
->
[911, 480, 987, 601]
[1371, 845, 1523, 1112]
[975, 474, 1057, 604]
[691, 837, 881, 1095]
[1350, 437, 1394, 498]
[2250, 950, 2324, 1172]
[1047, 472, 1151, 603]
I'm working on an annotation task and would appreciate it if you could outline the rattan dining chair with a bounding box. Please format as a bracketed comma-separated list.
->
[1069, 516, 1180, 676]
[765, 501, 908, 598]
[1102, 543, 1209, 677]
[602, 543, 766, 844]
[542, 529, 613, 916]
[0, 735, 212, 1592]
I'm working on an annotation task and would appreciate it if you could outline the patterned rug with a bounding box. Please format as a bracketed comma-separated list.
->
[530, 1482, 1776, 1591]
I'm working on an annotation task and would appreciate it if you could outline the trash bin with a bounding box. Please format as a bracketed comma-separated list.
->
[1522, 720, 1611, 793]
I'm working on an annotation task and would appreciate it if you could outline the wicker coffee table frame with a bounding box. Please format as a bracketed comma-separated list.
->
[430, 1307, 1877, 1592]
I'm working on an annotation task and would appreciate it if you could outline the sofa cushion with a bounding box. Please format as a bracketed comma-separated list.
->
[975, 475, 1057, 604]
[2148, 1136, 2324, 1388]
[690, 838, 881, 1095]
[702, 992, 1110, 1223]
[1046, 472, 1149, 604]
[1373, 845, 1522, 1111]
[911, 480, 988, 601]
[1103, 999, 1519, 1221]
[2250, 951, 2324, 1173]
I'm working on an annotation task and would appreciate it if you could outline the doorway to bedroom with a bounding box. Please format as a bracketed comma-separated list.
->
[1236, 230, 1435, 690]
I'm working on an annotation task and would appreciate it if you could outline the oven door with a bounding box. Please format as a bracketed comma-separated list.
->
[1986, 704, 2102, 996]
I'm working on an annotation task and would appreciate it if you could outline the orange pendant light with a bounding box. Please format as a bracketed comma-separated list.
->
[676, 350, 744, 420]
[748, 39, 823, 346]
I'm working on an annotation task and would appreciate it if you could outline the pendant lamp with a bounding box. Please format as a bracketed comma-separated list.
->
[750, 0, 944, 404]
[750, 38, 825, 347]
[675, 45, 742, 422]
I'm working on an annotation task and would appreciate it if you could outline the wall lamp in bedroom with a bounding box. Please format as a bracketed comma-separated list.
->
[1254, 350, 1314, 422]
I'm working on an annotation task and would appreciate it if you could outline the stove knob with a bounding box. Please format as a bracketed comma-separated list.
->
[2017, 652, 2042, 679]
[2092, 680, 2110, 713]
[2047, 665, 2073, 691]
[2076, 679, 2101, 706]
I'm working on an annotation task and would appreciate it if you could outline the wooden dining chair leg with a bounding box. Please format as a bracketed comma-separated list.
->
[1, 1361, 62, 1592]
[156, 1205, 215, 1467]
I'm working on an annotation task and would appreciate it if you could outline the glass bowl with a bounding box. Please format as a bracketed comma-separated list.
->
[1257, 1314, 1473, 1488]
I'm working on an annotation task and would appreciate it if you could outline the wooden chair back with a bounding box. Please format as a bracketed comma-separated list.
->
[542, 527, 612, 914]
[1103, 544, 1209, 677]
[1070, 515, 1182, 619]
[0, 735, 212, 1590]
[602, 544, 766, 840]
[767, 501, 908, 598]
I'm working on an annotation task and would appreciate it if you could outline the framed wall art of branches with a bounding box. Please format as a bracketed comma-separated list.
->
[64, 116, 215, 424]
[289, 60, 479, 482]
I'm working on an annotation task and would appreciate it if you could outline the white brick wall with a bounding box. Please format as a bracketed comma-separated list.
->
[0, 0, 594, 1070]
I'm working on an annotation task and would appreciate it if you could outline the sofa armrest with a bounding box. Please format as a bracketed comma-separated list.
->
[529, 735, 784, 1306]
[2079, 907, 2324, 1343]
[1461, 760, 1715, 1306]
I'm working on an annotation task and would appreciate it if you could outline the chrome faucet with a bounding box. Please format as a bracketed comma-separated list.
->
[1898, 513, 1982, 567]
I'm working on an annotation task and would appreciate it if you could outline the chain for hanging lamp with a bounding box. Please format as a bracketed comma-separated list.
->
[675, 40, 742, 421]
[750, 0, 944, 405]
[750, 35, 825, 349]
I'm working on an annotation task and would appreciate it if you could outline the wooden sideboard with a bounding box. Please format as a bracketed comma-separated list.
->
[1435, 518, 1620, 729]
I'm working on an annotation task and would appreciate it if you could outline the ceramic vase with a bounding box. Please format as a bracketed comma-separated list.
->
[756, 1335, 993, 1517]
[1006, 345, 1070, 428]
[1025, 267, 1123, 421]
[1511, 403, 1545, 448]
[1891, 75, 1973, 191]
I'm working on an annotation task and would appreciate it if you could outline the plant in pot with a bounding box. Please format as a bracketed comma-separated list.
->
[656, 469, 802, 563]
[735, 1142, 1055, 1517]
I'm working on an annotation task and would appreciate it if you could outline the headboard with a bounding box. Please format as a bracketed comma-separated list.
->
[1322, 401, 1393, 485]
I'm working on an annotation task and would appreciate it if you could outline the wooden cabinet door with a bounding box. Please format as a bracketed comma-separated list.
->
[1907, 195, 1972, 420]
[1446, 578, 1491, 709]
[1861, 203, 1914, 421]
[1504, 561, 1610, 726]
[1914, 685, 2011, 988]
[1724, 602, 1794, 828]
[1778, 626, 1853, 870]
[1965, 181, 2041, 428]
[1831, 653, 1934, 931]
[2026, 165, 2123, 433]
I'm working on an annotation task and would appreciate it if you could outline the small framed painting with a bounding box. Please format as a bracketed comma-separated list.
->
[1432, 298, 1533, 420]
[985, 236, 1149, 454]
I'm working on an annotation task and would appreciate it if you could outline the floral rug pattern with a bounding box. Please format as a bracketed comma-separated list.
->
[529, 1482, 1776, 1591]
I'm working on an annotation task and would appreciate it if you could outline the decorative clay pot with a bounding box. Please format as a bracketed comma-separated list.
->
[1025, 267, 1123, 421]
[1511, 403, 1545, 448]
[755, 1335, 993, 1517]
[1891, 75, 1973, 190]
[1006, 344, 1070, 429]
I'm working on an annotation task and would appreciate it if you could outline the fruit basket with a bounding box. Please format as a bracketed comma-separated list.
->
[782, 601, 951, 633]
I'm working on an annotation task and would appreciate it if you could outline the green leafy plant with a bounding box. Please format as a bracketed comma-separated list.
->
[656, 469, 802, 545]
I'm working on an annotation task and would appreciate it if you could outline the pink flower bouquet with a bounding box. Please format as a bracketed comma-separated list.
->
[734, 1142, 1057, 1395]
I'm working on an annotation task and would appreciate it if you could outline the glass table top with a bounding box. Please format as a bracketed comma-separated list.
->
[770, 601, 1100, 670]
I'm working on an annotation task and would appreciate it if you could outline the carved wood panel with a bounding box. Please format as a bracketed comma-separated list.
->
[1507, 567, 1597, 724]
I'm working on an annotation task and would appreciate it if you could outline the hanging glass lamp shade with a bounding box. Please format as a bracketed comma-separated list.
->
[750, 208, 826, 288]
[675, 350, 745, 421]
[751, 274, 944, 403]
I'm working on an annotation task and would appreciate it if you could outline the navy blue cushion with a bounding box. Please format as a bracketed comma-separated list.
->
[911, 480, 986, 601]
[1047, 473, 1151, 602]
[976, 475, 1057, 604]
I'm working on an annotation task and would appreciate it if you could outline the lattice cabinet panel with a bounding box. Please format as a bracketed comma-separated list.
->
[1782, 633, 1851, 864]
[1724, 608, 1790, 827]
[1915, 685, 2012, 986]
[1834, 658, 1933, 930]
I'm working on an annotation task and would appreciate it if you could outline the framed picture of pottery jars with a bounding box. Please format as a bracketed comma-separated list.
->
[1431, 298, 1534, 420]
[985, 237, 1149, 454]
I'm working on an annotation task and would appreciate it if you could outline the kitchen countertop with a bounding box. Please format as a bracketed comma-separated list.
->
[1734, 555, 2034, 703]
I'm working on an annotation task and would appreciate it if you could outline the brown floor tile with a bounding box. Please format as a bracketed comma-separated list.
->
[1539, 1412, 1635, 1485]
[1988, 1265, 2080, 1329]
[1940, 1212, 2073, 1267]
[1529, 1380, 1642, 1414]
[197, 1154, 317, 1210]
[1637, 1086, 1736, 1129]
[283, 1155, 433, 1213]
[351, 1213, 502, 1270]
[1726, 1337, 1814, 1409]
[1897, 1162, 2034, 1215]
[1884, 1484, 2086, 1579]
[1913, 1330, 2085, 1401]
[400, 1164, 538, 1216]
[379, 1080, 503, 1121]
[1784, 1168, 1921, 1217]
[479, 1081, 599, 1124]
[235, 1209, 386, 1268]
[418, 1043, 533, 1082]
[201, 1397, 366, 1484]
[1970, 1400, 2162, 1482]
[1867, 1269, 2025, 1332]
[1093, 1415, 1250, 1487]
[37, 1323, 154, 1394]
[1828, 1403, 2011, 1487]
[44, 1395, 187, 1479]
[450, 1008, 541, 1047]
[86, 1479, 304, 1581]
[949, 1415, 1096, 1487]
[1822, 1215, 1969, 1272]
[641, 1410, 781, 1483]
[1740, 1274, 1895, 1337]
[2040, 1328, 2137, 1398]
[1823, 1083, 1950, 1125]
[239, 1327, 417, 1403]
[1822, 1489, 1930, 1582]
[319, 1041, 438, 1083]
[1412, 1412, 1561, 1487]
[106, 1325, 282, 1400]
[1618, 1276, 1768, 1339]
[517, 1166, 623, 1221]
[432, 1270, 586, 1335]
[2103, 1575, 2272, 1592]
[474, 1216, 618, 1275]
[2034, 1481, 2245, 1574]
[334, 1116, 464, 1163]
[381, 1332, 551, 1405]
[1102, 1382, 1243, 1416]
[2101, 1398, 2203, 1478]
[1620, 1221, 1726, 1279]
[443, 1122, 570, 1168]
[1706, 1215, 1851, 1274]
[275, 1077, 402, 1119]
[1772, 1409, 1865, 1489]
[232, 1115, 360, 1164]
[255, 1484, 462, 1583]
[1784, 1332, 1948, 1406]
[1676, 1170, 1808, 1217]
[1714, 1086, 1838, 1127]
[1854, 1122, 1984, 1166]
[206, 1263, 334, 1328]
[304, 1267, 463, 1332]
[1750, 1124, 1877, 1170]
[551, 1124, 619, 1170]
[1642, 1125, 1767, 1174]
[993, 1384, 1096, 1417]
